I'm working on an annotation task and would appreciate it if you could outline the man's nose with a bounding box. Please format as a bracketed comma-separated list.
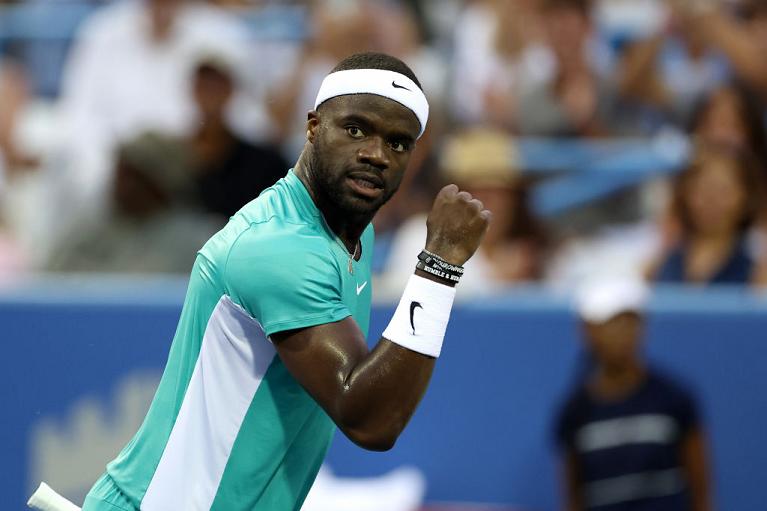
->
[357, 137, 390, 170]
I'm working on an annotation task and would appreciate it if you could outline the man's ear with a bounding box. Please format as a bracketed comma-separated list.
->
[306, 111, 320, 143]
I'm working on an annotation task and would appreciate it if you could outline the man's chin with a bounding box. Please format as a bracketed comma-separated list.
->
[338, 194, 385, 217]
[318, 176, 394, 219]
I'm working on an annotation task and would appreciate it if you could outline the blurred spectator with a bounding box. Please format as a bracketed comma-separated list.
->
[0, 58, 37, 174]
[740, 0, 767, 92]
[48, 132, 220, 273]
[450, 0, 549, 126]
[555, 278, 713, 511]
[267, 0, 378, 158]
[0, 209, 26, 282]
[449, 0, 500, 124]
[544, 221, 662, 293]
[369, 0, 447, 110]
[650, 83, 767, 257]
[380, 128, 547, 297]
[57, 0, 256, 217]
[189, 57, 287, 218]
[46, 50, 288, 273]
[0, 214, 27, 280]
[515, 0, 617, 137]
[649, 144, 767, 287]
[688, 83, 767, 174]
[362, 1, 448, 234]
[415, 0, 464, 46]
[685, 1, 767, 99]
[688, 82, 767, 241]
[615, 0, 767, 131]
[0, 58, 34, 279]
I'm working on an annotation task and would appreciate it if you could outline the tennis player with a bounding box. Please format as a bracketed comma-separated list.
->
[80, 52, 491, 510]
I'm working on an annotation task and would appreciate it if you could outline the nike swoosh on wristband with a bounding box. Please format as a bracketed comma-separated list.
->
[409, 301, 422, 334]
[356, 281, 368, 295]
[392, 80, 411, 91]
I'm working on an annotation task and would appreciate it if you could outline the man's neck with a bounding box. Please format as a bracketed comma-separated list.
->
[193, 117, 234, 164]
[590, 362, 646, 401]
[197, 115, 229, 137]
[294, 152, 371, 251]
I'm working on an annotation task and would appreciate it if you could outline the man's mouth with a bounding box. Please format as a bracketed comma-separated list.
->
[346, 173, 384, 199]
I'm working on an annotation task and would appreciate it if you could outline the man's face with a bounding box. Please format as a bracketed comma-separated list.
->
[192, 64, 234, 119]
[583, 311, 643, 371]
[307, 94, 420, 217]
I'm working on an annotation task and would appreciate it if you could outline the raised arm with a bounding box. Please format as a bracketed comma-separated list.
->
[689, 6, 767, 94]
[271, 316, 434, 451]
[271, 184, 490, 450]
[616, 34, 668, 107]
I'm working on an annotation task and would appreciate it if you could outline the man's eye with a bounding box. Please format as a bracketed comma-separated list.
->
[390, 141, 408, 153]
[346, 126, 364, 138]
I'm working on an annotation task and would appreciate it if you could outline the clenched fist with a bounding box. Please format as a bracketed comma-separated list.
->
[424, 184, 492, 266]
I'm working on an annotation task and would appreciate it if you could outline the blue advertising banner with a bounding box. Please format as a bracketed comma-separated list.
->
[1, 281, 766, 510]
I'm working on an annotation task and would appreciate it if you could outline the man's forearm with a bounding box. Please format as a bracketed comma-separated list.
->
[336, 268, 456, 450]
[336, 338, 436, 451]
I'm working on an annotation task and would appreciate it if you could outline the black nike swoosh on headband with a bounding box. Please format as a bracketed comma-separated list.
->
[392, 80, 411, 91]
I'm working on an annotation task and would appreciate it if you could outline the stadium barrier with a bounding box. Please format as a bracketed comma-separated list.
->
[1, 277, 765, 509]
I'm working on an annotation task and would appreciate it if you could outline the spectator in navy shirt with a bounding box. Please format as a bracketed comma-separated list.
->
[649, 144, 767, 287]
[189, 57, 287, 219]
[555, 279, 713, 511]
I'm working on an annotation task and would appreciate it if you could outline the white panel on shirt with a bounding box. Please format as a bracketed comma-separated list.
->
[141, 295, 276, 511]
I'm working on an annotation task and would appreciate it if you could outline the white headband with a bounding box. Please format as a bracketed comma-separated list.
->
[314, 69, 429, 138]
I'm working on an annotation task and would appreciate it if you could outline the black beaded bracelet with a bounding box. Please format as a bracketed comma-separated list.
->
[416, 250, 464, 284]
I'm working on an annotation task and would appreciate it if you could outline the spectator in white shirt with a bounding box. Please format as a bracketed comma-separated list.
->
[56, 0, 259, 218]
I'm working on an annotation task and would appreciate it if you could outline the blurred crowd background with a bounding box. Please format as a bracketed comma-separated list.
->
[1, 0, 767, 294]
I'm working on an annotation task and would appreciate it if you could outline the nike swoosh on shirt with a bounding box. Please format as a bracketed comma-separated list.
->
[409, 301, 422, 334]
[392, 80, 411, 91]
[356, 281, 368, 295]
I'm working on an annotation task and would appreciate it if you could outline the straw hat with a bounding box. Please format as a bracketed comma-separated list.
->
[440, 128, 521, 188]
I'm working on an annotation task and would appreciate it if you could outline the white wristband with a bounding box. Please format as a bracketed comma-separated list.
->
[382, 274, 456, 358]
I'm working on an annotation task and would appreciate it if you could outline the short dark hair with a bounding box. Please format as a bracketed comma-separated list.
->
[331, 52, 422, 91]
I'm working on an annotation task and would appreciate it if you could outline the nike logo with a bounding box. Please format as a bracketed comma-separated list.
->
[409, 301, 422, 334]
[392, 80, 411, 91]
[356, 281, 368, 296]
